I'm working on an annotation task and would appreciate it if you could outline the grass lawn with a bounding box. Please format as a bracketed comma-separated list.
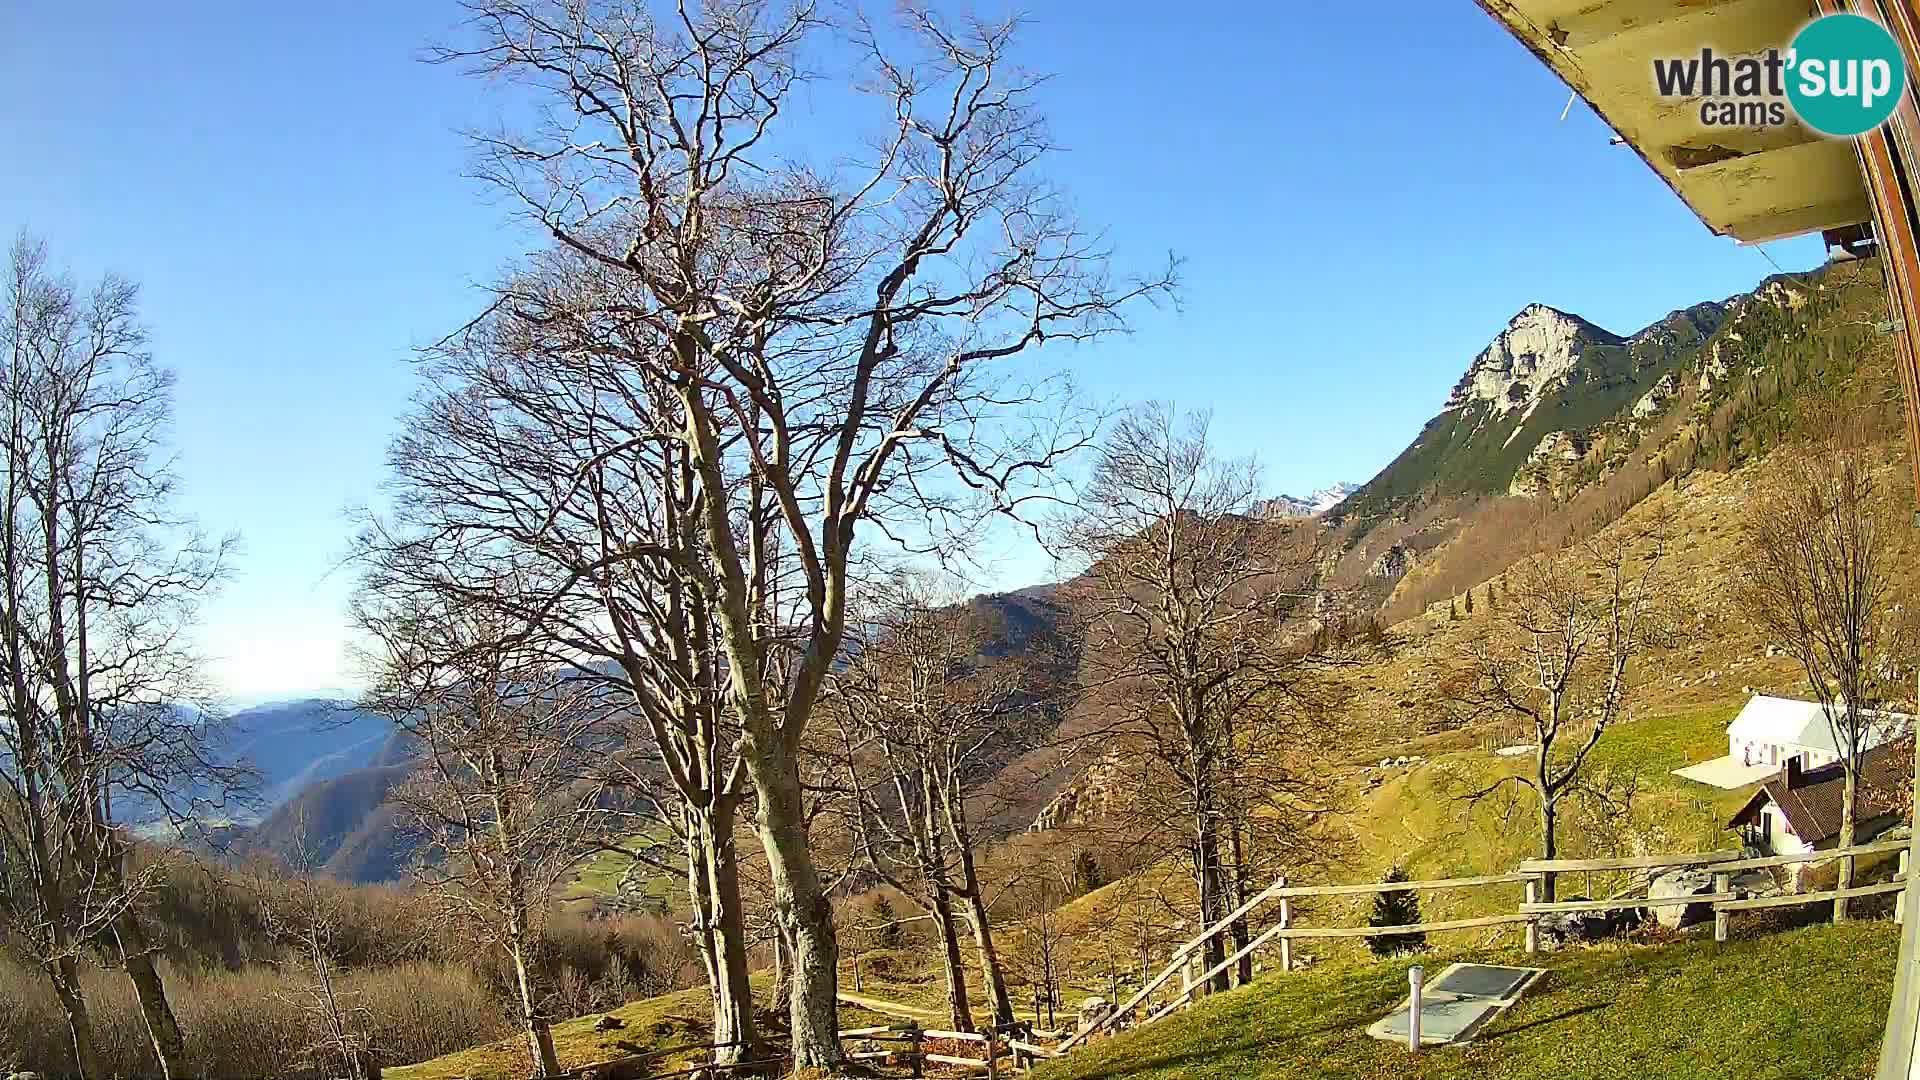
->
[1036, 922, 1898, 1080]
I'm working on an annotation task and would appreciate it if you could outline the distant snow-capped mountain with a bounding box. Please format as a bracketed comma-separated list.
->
[1256, 482, 1360, 519]
[1306, 482, 1359, 513]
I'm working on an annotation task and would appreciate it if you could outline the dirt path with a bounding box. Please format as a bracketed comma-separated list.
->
[837, 991, 946, 1021]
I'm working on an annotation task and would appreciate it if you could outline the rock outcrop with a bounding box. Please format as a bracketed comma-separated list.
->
[1368, 543, 1415, 580]
[1508, 431, 1588, 498]
[1031, 752, 1123, 831]
[1633, 372, 1681, 419]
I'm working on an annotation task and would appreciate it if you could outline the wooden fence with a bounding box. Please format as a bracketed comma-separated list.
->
[1064, 837, 1913, 1050]
[838, 1021, 1077, 1076]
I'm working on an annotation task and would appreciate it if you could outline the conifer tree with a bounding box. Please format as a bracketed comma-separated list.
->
[871, 894, 906, 950]
[1367, 866, 1426, 957]
[1071, 850, 1105, 896]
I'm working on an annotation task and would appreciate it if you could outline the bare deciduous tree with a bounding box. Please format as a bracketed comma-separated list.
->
[361, 352, 762, 1065]
[1455, 525, 1671, 902]
[1735, 419, 1912, 920]
[253, 811, 377, 1080]
[420, 1, 1172, 1064]
[0, 234, 241, 1080]
[1059, 403, 1344, 993]
[358, 602, 621, 1078]
[830, 578, 1043, 1030]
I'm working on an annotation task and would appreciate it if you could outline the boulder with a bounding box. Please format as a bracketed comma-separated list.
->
[1730, 869, 1782, 900]
[1648, 868, 1718, 930]
[1076, 997, 1113, 1032]
[1536, 899, 1642, 947]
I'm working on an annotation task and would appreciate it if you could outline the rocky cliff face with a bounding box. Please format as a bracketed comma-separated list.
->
[1030, 750, 1123, 831]
[1508, 430, 1589, 498]
[1444, 305, 1624, 417]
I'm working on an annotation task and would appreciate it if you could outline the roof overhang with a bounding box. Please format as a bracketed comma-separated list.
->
[1478, 0, 1873, 242]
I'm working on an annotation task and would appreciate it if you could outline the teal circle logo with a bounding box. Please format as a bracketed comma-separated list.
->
[1788, 13, 1907, 137]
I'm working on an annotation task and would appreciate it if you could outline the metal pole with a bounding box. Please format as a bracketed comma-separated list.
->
[1408, 965, 1424, 1054]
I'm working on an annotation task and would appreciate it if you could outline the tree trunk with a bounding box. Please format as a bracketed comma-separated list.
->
[1226, 819, 1253, 988]
[686, 812, 722, 1013]
[1193, 817, 1230, 994]
[941, 788, 1012, 1027]
[687, 798, 756, 1065]
[49, 956, 101, 1080]
[705, 798, 756, 1065]
[1538, 799, 1559, 904]
[929, 885, 975, 1031]
[115, 911, 188, 1079]
[954, 845, 1015, 1027]
[1838, 765, 1859, 923]
[769, 923, 793, 1016]
[741, 732, 841, 1070]
[509, 936, 561, 1077]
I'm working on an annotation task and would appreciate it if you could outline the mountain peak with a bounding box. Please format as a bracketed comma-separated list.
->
[1445, 304, 1624, 416]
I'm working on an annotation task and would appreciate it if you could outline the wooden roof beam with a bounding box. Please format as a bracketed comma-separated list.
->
[1540, 0, 1805, 52]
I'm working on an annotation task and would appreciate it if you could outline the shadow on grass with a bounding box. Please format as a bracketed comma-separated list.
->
[1473, 1001, 1609, 1043]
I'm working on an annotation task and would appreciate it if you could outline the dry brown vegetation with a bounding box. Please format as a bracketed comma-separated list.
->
[2, 852, 703, 1078]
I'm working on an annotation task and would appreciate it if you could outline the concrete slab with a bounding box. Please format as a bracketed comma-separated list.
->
[1365, 963, 1546, 1047]
[1374, 997, 1498, 1041]
[1432, 964, 1533, 999]
[1673, 755, 1779, 790]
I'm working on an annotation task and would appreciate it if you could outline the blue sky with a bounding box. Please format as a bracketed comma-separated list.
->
[0, 2, 1824, 701]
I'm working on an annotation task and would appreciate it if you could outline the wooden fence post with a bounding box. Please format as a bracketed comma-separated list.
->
[986, 1027, 999, 1080]
[910, 1024, 924, 1079]
[1277, 876, 1293, 972]
[1902, 850, 1912, 925]
[1523, 878, 1539, 954]
[1713, 871, 1731, 943]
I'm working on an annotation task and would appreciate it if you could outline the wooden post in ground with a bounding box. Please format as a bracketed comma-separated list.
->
[1714, 871, 1732, 943]
[1277, 876, 1293, 972]
[1524, 879, 1539, 954]
[1181, 949, 1197, 1006]
[986, 1027, 999, 1080]
[1902, 850, 1912, 925]
[909, 1024, 924, 1079]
